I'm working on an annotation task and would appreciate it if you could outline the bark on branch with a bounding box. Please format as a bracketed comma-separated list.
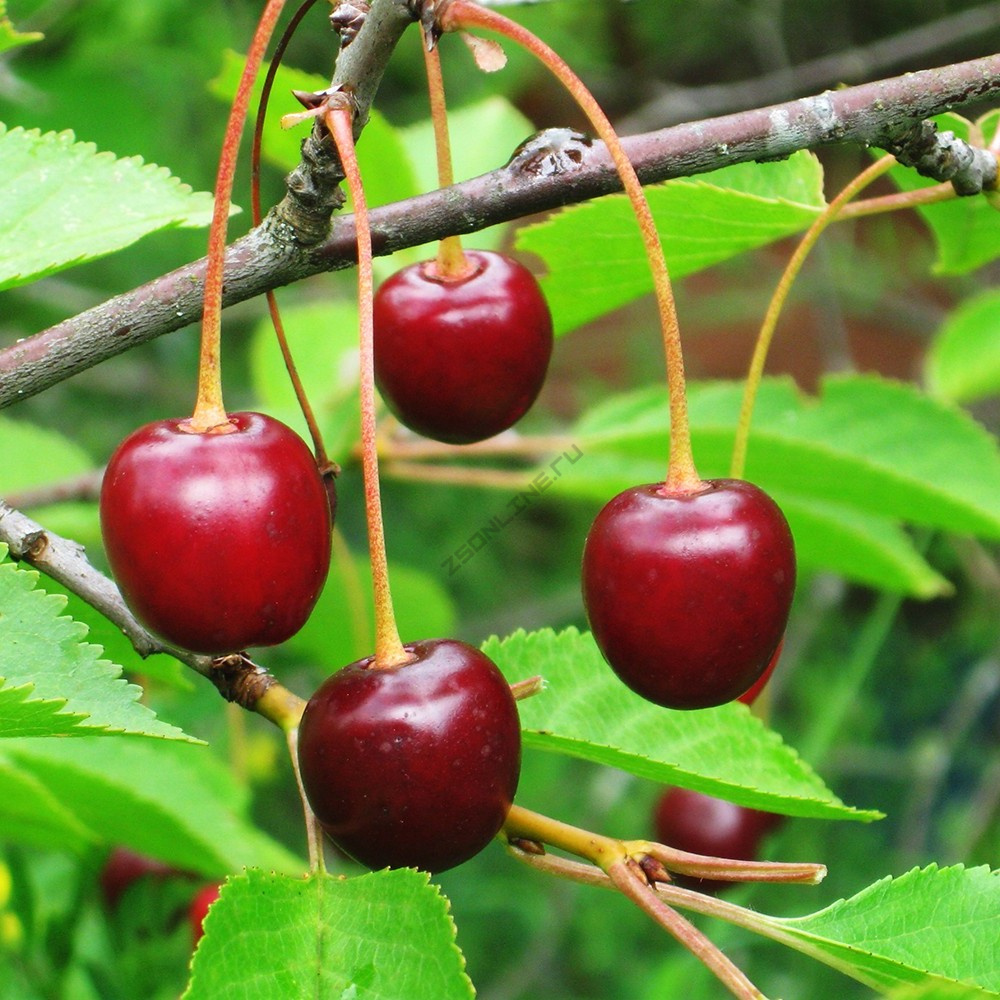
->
[2, 52, 1000, 409]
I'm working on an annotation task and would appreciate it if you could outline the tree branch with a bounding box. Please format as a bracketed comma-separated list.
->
[2, 52, 1000, 409]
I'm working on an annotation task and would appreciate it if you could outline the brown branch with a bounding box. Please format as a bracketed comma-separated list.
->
[0, 500, 297, 719]
[2, 53, 1000, 409]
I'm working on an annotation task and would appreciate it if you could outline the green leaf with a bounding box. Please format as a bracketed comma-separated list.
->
[517, 151, 826, 334]
[484, 628, 878, 821]
[576, 375, 1000, 538]
[926, 288, 1000, 404]
[184, 868, 474, 1000]
[0, 1, 42, 53]
[2, 737, 303, 877]
[0, 753, 98, 850]
[773, 492, 951, 599]
[0, 416, 94, 495]
[885, 112, 1000, 276]
[0, 550, 194, 740]
[0, 124, 218, 290]
[756, 865, 1000, 996]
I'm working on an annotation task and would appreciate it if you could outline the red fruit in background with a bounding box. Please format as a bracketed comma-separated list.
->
[189, 883, 221, 946]
[738, 640, 783, 706]
[297, 639, 522, 874]
[653, 787, 782, 893]
[582, 479, 795, 710]
[100, 412, 332, 655]
[373, 250, 553, 444]
[99, 847, 175, 908]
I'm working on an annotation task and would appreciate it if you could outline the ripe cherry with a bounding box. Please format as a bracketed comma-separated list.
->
[373, 250, 553, 444]
[99, 847, 175, 908]
[189, 883, 221, 946]
[297, 638, 521, 874]
[653, 787, 782, 893]
[582, 479, 795, 710]
[738, 640, 782, 706]
[100, 412, 332, 655]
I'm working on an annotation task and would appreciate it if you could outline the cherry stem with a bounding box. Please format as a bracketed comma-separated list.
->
[325, 101, 411, 670]
[729, 154, 896, 479]
[439, 0, 701, 493]
[252, 0, 332, 466]
[508, 675, 544, 701]
[190, 0, 288, 433]
[422, 26, 470, 279]
[607, 858, 767, 999]
[286, 726, 327, 873]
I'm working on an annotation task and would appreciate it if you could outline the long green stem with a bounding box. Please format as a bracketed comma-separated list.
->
[325, 102, 410, 669]
[189, 0, 288, 432]
[729, 154, 896, 478]
[440, 0, 700, 492]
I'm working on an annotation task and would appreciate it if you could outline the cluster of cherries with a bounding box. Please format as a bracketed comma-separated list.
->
[97, 4, 793, 885]
[99, 241, 792, 876]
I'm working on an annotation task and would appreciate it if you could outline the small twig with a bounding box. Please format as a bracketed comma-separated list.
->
[0, 501, 309, 725]
[3, 468, 104, 509]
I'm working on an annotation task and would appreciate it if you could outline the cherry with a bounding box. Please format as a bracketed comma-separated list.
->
[738, 639, 782, 706]
[297, 638, 521, 874]
[373, 250, 553, 444]
[582, 479, 795, 710]
[189, 883, 221, 946]
[99, 847, 175, 908]
[653, 787, 782, 893]
[100, 412, 332, 655]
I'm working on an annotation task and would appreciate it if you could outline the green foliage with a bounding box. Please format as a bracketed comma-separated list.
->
[0, 125, 217, 291]
[185, 868, 474, 1000]
[518, 151, 826, 333]
[0, 547, 193, 741]
[761, 866, 1000, 995]
[485, 628, 877, 820]
[925, 288, 1000, 405]
[1, 737, 301, 876]
[0, 1, 40, 55]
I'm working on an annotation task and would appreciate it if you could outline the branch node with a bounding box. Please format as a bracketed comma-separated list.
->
[888, 119, 998, 195]
[330, 1, 371, 46]
[208, 652, 278, 709]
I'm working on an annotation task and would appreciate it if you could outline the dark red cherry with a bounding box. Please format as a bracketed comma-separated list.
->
[373, 250, 553, 444]
[297, 638, 521, 874]
[99, 847, 176, 908]
[738, 639, 783, 706]
[189, 883, 221, 946]
[653, 787, 782, 893]
[582, 479, 795, 710]
[100, 412, 332, 655]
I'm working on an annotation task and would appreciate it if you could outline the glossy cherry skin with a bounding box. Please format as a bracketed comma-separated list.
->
[100, 412, 332, 655]
[373, 250, 553, 444]
[737, 639, 783, 706]
[99, 847, 176, 908]
[653, 787, 782, 893]
[582, 479, 795, 710]
[189, 883, 221, 946]
[297, 639, 522, 874]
